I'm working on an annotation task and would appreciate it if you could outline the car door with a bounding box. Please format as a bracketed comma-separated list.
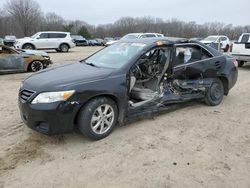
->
[34, 33, 50, 49]
[172, 44, 225, 80]
[49, 33, 67, 48]
[0, 46, 25, 73]
[128, 47, 171, 114]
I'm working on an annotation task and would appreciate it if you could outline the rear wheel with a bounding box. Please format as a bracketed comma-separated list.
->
[59, 44, 69, 52]
[29, 61, 44, 72]
[238, 61, 245, 67]
[205, 79, 224, 106]
[77, 97, 118, 140]
[23, 44, 35, 50]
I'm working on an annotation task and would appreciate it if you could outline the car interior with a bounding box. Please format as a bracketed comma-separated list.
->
[129, 47, 170, 104]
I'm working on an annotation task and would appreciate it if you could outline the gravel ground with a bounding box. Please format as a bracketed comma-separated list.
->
[0, 46, 249, 188]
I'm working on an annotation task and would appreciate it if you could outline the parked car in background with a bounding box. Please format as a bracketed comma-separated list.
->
[94, 38, 105, 46]
[105, 37, 121, 46]
[201, 35, 230, 52]
[4, 35, 16, 46]
[88, 39, 99, 46]
[0, 38, 3, 44]
[121, 33, 164, 40]
[0, 44, 51, 74]
[14, 31, 75, 52]
[189, 37, 203, 41]
[103, 37, 114, 46]
[18, 37, 237, 140]
[231, 33, 250, 67]
[71, 35, 88, 46]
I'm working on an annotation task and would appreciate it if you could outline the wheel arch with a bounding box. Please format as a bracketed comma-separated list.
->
[22, 43, 36, 49]
[218, 76, 229, 95]
[73, 94, 121, 126]
[27, 59, 43, 72]
[59, 43, 70, 49]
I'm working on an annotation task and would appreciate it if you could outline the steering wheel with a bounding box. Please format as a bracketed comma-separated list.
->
[132, 64, 143, 79]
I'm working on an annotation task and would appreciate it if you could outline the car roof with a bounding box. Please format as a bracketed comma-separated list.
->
[119, 37, 222, 56]
[120, 37, 187, 45]
[37, 31, 70, 34]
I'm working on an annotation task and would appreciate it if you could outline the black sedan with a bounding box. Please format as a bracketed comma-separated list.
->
[71, 35, 88, 46]
[18, 37, 238, 140]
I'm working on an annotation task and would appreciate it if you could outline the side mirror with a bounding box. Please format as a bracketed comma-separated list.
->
[245, 43, 250, 49]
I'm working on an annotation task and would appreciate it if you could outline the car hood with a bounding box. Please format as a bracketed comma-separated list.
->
[16, 37, 34, 42]
[23, 62, 114, 91]
[21, 49, 48, 57]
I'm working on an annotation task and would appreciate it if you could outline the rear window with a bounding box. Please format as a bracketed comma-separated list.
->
[141, 34, 156, 38]
[241, 34, 250, 43]
[49, 33, 67, 38]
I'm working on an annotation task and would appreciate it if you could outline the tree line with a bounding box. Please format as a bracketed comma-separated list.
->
[0, 0, 250, 40]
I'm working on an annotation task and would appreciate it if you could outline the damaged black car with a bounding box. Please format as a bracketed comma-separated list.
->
[19, 37, 238, 140]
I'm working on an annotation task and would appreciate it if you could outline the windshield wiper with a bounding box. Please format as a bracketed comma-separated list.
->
[85, 62, 99, 68]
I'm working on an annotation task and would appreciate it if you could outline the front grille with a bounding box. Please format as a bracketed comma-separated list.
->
[20, 89, 35, 102]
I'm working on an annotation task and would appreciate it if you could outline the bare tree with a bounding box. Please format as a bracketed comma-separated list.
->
[44, 12, 64, 31]
[4, 0, 43, 36]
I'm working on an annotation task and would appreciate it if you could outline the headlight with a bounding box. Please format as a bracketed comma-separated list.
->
[31, 90, 75, 104]
[43, 56, 50, 60]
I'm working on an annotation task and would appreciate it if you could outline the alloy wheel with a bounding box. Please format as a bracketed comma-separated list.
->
[91, 104, 114, 135]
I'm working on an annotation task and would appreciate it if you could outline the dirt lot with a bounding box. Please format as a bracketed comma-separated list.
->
[0, 47, 249, 188]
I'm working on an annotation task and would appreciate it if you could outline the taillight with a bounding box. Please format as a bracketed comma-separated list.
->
[233, 60, 238, 67]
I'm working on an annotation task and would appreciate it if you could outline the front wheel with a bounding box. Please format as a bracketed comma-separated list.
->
[78, 97, 118, 140]
[23, 44, 34, 50]
[29, 60, 44, 72]
[205, 79, 224, 106]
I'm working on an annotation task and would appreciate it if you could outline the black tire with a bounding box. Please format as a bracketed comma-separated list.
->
[29, 60, 44, 72]
[238, 61, 245, 67]
[22, 43, 35, 50]
[59, 44, 69, 52]
[77, 97, 118, 140]
[205, 79, 224, 106]
[224, 45, 229, 52]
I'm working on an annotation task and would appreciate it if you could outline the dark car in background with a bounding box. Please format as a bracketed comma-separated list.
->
[4, 35, 16, 46]
[19, 37, 238, 140]
[71, 35, 88, 46]
[88, 39, 99, 46]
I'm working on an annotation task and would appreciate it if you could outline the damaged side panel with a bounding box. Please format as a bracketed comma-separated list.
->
[0, 55, 25, 74]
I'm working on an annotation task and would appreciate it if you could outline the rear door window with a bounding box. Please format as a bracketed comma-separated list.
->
[174, 45, 213, 66]
[49, 33, 67, 38]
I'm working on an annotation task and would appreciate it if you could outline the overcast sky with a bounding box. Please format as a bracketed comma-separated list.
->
[1, 0, 249, 26]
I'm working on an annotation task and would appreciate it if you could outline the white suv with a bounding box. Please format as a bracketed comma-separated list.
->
[14, 31, 75, 52]
[200, 35, 230, 51]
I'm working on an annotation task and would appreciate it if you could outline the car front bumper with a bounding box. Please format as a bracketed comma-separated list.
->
[18, 96, 80, 135]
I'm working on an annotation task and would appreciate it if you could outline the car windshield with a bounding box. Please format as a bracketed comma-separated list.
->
[121, 34, 140, 40]
[203, 36, 219, 42]
[84, 42, 146, 69]
[31, 33, 39, 39]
